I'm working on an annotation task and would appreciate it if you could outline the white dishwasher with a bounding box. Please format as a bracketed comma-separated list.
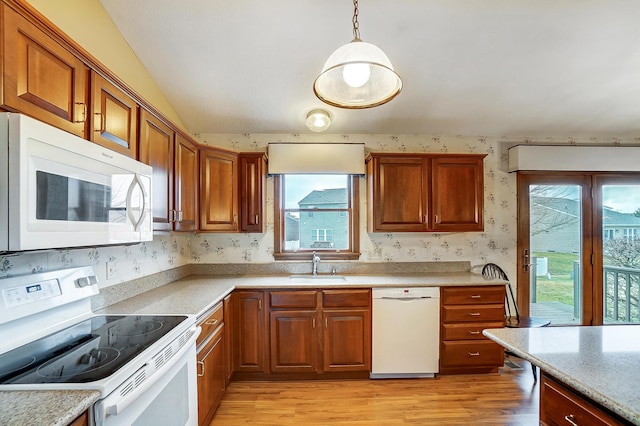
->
[371, 287, 440, 378]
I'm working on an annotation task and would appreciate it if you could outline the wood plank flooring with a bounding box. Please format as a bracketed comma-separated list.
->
[211, 359, 539, 425]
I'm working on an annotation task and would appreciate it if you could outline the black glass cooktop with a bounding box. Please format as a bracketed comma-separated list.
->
[0, 315, 187, 384]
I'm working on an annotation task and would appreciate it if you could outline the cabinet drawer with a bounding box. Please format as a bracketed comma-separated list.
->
[269, 290, 318, 309]
[442, 304, 504, 323]
[442, 322, 504, 340]
[323, 289, 370, 308]
[197, 302, 223, 347]
[540, 375, 627, 426]
[442, 286, 505, 305]
[440, 341, 503, 368]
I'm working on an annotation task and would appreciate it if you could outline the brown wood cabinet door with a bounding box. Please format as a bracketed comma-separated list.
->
[199, 147, 238, 231]
[367, 155, 428, 232]
[239, 153, 266, 233]
[91, 72, 138, 157]
[233, 291, 266, 373]
[431, 156, 484, 231]
[322, 309, 371, 373]
[175, 133, 198, 232]
[270, 310, 319, 374]
[139, 109, 174, 231]
[197, 327, 225, 426]
[2, 4, 88, 137]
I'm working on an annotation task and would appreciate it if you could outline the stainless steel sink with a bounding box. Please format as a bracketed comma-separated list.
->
[288, 274, 347, 283]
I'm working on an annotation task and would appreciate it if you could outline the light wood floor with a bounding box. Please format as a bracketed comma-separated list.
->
[211, 360, 539, 425]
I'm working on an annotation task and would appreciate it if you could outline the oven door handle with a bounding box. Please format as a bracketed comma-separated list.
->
[102, 326, 201, 419]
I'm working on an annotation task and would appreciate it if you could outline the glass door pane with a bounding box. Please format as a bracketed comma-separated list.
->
[529, 184, 582, 325]
[602, 185, 640, 324]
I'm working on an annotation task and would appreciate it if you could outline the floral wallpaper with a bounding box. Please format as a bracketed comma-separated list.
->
[2, 132, 639, 289]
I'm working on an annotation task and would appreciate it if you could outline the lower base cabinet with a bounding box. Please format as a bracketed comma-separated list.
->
[69, 411, 88, 426]
[439, 285, 505, 374]
[540, 374, 629, 426]
[196, 303, 226, 426]
[269, 289, 371, 378]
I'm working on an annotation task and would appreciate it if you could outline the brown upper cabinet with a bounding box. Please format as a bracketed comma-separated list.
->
[239, 153, 267, 233]
[139, 109, 198, 232]
[139, 109, 174, 231]
[91, 72, 138, 157]
[367, 153, 486, 232]
[174, 133, 199, 232]
[1, 3, 88, 137]
[200, 147, 239, 232]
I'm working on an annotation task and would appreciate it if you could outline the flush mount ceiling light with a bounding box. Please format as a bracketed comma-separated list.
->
[306, 109, 332, 132]
[313, 0, 402, 109]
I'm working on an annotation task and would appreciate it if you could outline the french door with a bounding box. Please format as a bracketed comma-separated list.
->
[517, 172, 640, 326]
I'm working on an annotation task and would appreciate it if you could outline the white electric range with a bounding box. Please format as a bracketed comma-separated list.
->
[0, 266, 200, 426]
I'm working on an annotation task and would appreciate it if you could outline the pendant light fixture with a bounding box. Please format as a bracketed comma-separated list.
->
[313, 0, 402, 109]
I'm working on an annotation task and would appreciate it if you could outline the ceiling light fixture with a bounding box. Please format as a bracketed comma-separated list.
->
[313, 0, 402, 109]
[306, 109, 332, 132]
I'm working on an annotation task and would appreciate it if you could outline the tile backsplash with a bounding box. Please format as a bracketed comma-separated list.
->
[2, 131, 638, 289]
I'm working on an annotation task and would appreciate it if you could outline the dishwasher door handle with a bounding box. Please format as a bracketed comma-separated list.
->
[379, 296, 434, 301]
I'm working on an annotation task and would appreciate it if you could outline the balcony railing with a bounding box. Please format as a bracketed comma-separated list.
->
[604, 265, 640, 323]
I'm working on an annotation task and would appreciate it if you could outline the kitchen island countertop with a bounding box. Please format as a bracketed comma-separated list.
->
[483, 326, 640, 425]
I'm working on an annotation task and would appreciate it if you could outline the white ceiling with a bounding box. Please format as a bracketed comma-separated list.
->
[99, 0, 640, 137]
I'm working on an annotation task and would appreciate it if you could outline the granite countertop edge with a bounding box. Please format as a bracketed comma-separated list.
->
[0, 390, 100, 426]
[483, 329, 640, 425]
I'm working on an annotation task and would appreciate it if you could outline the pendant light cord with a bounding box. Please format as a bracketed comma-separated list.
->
[352, 0, 361, 41]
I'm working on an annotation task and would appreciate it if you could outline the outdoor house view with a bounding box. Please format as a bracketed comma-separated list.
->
[283, 175, 350, 251]
[530, 185, 640, 325]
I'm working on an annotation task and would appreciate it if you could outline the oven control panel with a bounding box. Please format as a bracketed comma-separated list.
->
[2, 279, 62, 308]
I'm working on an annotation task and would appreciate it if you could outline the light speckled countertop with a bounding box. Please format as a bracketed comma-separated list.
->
[0, 390, 100, 426]
[1, 270, 503, 425]
[483, 326, 640, 425]
[98, 272, 504, 319]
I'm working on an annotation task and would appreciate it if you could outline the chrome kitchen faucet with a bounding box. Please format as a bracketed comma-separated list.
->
[311, 251, 320, 275]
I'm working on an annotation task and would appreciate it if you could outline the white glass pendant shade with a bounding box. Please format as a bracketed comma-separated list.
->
[314, 40, 402, 109]
[305, 109, 331, 132]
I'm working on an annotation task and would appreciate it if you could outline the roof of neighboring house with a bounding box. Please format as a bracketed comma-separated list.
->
[531, 197, 580, 218]
[603, 207, 640, 226]
[532, 196, 640, 226]
[298, 188, 347, 206]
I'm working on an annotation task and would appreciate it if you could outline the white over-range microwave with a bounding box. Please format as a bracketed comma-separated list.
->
[0, 113, 153, 252]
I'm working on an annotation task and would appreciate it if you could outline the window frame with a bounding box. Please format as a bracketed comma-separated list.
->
[273, 174, 360, 261]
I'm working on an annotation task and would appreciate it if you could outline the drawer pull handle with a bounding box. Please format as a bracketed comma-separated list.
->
[470, 295, 482, 299]
[205, 319, 218, 326]
[469, 312, 481, 316]
[469, 331, 481, 335]
[564, 414, 578, 426]
[468, 352, 480, 356]
[197, 360, 205, 377]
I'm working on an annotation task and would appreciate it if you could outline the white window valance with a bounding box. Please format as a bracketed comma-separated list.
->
[508, 145, 640, 172]
[267, 143, 365, 174]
